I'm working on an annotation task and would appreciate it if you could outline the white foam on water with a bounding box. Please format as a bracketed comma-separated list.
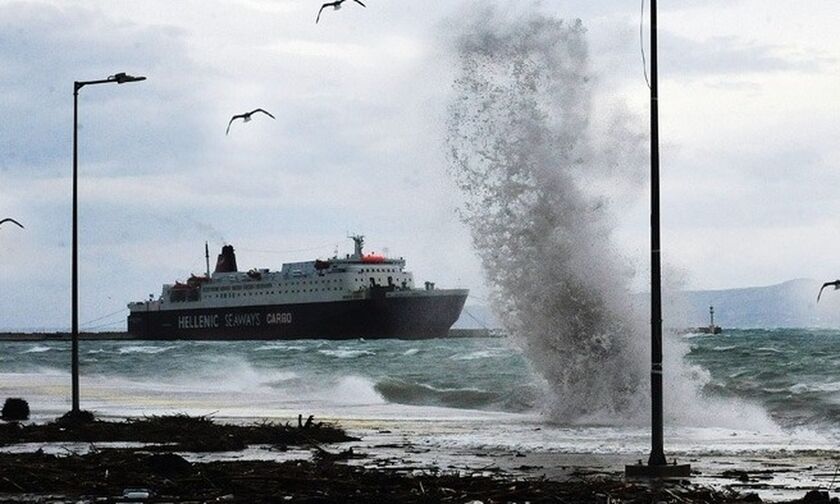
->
[449, 349, 504, 361]
[253, 343, 306, 352]
[711, 345, 737, 351]
[790, 381, 840, 394]
[315, 376, 386, 406]
[19, 345, 54, 354]
[318, 349, 376, 359]
[117, 345, 178, 355]
[663, 336, 780, 433]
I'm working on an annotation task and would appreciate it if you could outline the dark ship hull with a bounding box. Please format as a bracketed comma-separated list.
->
[128, 291, 467, 340]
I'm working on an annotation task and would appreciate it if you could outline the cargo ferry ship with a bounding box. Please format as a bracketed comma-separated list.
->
[128, 236, 468, 340]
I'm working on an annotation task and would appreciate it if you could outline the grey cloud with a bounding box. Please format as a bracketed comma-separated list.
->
[0, 3, 212, 176]
[661, 33, 835, 77]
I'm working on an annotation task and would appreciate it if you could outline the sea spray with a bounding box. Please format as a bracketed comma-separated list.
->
[443, 7, 782, 432]
[445, 8, 650, 423]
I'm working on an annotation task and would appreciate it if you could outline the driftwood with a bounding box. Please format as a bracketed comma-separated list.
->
[0, 449, 826, 503]
[0, 415, 833, 503]
[0, 413, 354, 452]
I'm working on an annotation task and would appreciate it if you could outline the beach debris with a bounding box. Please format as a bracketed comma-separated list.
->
[817, 280, 840, 302]
[225, 108, 275, 135]
[722, 469, 751, 482]
[313, 445, 365, 463]
[316, 0, 366, 24]
[0, 413, 354, 451]
[145, 453, 192, 477]
[801, 489, 835, 503]
[122, 487, 151, 500]
[1, 398, 30, 421]
[0, 449, 811, 503]
[0, 218, 24, 229]
[57, 409, 95, 426]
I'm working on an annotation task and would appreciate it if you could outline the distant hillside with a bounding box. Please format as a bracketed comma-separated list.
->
[454, 279, 840, 330]
[667, 279, 839, 329]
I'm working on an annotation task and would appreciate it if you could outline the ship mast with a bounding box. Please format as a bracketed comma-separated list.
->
[205, 241, 210, 278]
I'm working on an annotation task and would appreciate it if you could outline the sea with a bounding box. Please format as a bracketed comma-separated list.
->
[2, 329, 839, 498]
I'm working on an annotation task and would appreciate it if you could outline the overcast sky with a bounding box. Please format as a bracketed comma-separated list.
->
[1, 0, 839, 330]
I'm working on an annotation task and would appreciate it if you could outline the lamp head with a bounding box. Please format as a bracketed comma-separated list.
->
[110, 72, 146, 84]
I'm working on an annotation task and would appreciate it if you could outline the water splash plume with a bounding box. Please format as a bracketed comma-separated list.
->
[445, 8, 650, 423]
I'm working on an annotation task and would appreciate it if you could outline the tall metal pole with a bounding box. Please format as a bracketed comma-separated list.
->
[71, 83, 81, 413]
[625, 0, 690, 478]
[648, 0, 665, 467]
[68, 73, 145, 417]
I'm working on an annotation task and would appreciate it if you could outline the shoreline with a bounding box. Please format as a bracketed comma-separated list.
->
[1, 415, 832, 503]
[2, 414, 838, 502]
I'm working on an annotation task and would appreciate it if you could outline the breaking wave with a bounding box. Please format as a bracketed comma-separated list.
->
[117, 345, 178, 355]
[19, 345, 54, 354]
[374, 377, 536, 412]
[446, 7, 649, 423]
[444, 7, 777, 432]
[318, 349, 376, 359]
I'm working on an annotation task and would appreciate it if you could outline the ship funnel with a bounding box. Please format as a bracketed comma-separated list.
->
[215, 245, 238, 273]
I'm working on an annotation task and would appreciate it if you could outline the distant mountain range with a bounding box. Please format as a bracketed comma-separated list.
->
[663, 279, 839, 329]
[454, 279, 840, 330]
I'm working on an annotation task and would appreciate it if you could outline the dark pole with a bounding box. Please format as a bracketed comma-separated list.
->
[625, 0, 690, 478]
[71, 83, 81, 413]
[648, 0, 665, 467]
[69, 73, 145, 416]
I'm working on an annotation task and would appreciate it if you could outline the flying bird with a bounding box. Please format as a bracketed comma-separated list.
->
[817, 280, 840, 302]
[0, 218, 24, 229]
[226, 108, 275, 135]
[316, 0, 366, 24]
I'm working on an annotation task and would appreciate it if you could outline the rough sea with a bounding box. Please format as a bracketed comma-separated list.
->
[1, 329, 838, 458]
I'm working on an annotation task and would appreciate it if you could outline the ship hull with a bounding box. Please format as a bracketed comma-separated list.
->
[128, 291, 468, 340]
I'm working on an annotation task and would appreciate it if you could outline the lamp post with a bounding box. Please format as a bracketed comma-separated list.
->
[624, 0, 690, 478]
[70, 72, 145, 414]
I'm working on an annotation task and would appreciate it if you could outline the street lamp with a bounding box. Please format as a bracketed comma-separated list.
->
[624, 0, 689, 478]
[70, 72, 145, 416]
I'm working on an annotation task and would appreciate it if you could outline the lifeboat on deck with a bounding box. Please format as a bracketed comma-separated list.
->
[361, 254, 386, 264]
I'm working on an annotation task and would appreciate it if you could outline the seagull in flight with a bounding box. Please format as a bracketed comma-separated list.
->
[226, 108, 275, 135]
[817, 280, 840, 302]
[0, 218, 23, 229]
[316, 0, 366, 24]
